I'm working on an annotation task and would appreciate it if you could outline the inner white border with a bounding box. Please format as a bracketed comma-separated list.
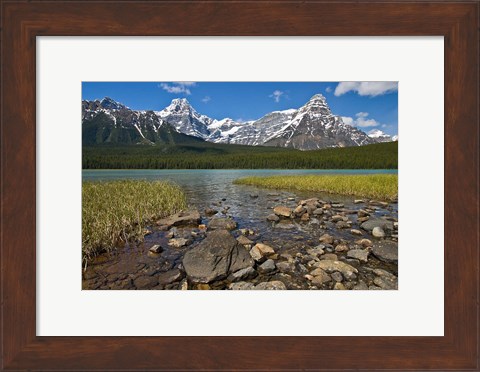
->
[37, 37, 444, 336]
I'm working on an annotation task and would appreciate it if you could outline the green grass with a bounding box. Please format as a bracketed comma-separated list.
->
[82, 180, 187, 265]
[234, 174, 398, 201]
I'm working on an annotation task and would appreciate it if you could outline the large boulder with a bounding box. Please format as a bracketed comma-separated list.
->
[371, 240, 398, 263]
[183, 230, 253, 283]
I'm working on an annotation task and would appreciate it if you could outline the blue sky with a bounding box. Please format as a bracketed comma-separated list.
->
[82, 82, 398, 136]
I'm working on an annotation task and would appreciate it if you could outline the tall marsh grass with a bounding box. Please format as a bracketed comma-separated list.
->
[82, 180, 187, 265]
[234, 174, 398, 201]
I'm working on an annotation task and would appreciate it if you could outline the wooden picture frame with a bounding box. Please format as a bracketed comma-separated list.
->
[1, 1, 478, 370]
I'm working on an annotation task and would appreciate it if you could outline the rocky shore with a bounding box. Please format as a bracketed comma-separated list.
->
[82, 192, 398, 290]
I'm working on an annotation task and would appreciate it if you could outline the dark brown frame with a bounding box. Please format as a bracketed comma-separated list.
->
[1, 1, 478, 370]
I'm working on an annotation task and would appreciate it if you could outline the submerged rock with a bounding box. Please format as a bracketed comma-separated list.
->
[208, 217, 238, 231]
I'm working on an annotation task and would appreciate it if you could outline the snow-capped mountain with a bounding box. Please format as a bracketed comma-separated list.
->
[367, 129, 393, 143]
[82, 95, 394, 150]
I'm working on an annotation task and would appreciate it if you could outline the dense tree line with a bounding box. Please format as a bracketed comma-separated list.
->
[83, 142, 398, 170]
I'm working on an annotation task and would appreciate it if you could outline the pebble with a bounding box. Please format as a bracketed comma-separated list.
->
[372, 227, 386, 238]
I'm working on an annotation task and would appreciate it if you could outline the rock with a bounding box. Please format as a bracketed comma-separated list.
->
[371, 240, 398, 263]
[267, 214, 280, 222]
[321, 253, 338, 261]
[274, 222, 296, 229]
[350, 229, 363, 236]
[314, 260, 358, 279]
[300, 213, 310, 222]
[347, 249, 369, 263]
[373, 268, 397, 280]
[258, 259, 276, 274]
[183, 230, 254, 283]
[205, 208, 218, 216]
[249, 243, 275, 261]
[357, 216, 369, 223]
[336, 221, 350, 229]
[180, 279, 188, 290]
[310, 268, 332, 285]
[250, 194, 259, 198]
[133, 275, 158, 289]
[294, 205, 306, 216]
[229, 281, 255, 290]
[323, 203, 332, 209]
[157, 269, 184, 285]
[168, 238, 191, 248]
[354, 199, 364, 204]
[360, 218, 394, 232]
[332, 203, 344, 208]
[331, 215, 346, 222]
[254, 281, 287, 290]
[319, 233, 334, 244]
[334, 282, 346, 290]
[312, 208, 324, 216]
[394, 222, 399, 229]
[228, 266, 257, 282]
[357, 209, 370, 217]
[372, 226, 386, 238]
[149, 244, 163, 254]
[355, 238, 373, 248]
[334, 244, 349, 252]
[331, 272, 343, 282]
[237, 235, 254, 245]
[373, 276, 398, 290]
[273, 206, 292, 217]
[307, 247, 324, 257]
[208, 217, 237, 231]
[353, 281, 369, 290]
[156, 210, 201, 229]
[195, 284, 211, 290]
[276, 261, 295, 273]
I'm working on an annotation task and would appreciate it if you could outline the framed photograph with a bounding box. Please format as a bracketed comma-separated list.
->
[1, 1, 478, 370]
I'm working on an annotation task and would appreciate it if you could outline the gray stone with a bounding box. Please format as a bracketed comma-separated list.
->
[321, 253, 338, 261]
[360, 218, 394, 232]
[208, 217, 238, 231]
[372, 240, 398, 263]
[133, 275, 158, 289]
[276, 261, 295, 273]
[310, 268, 332, 285]
[334, 282, 346, 290]
[312, 208, 324, 216]
[347, 249, 369, 263]
[373, 276, 398, 290]
[353, 281, 369, 290]
[254, 281, 287, 290]
[229, 281, 255, 290]
[372, 226, 386, 238]
[237, 235, 254, 245]
[157, 269, 184, 285]
[156, 210, 201, 229]
[228, 266, 257, 282]
[267, 214, 280, 222]
[331, 271, 343, 282]
[258, 259, 276, 274]
[183, 230, 254, 283]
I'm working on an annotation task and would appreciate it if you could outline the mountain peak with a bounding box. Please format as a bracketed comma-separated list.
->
[100, 97, 126, 110]
[308, 93, 326, 102]
[170, 97, 190, 106]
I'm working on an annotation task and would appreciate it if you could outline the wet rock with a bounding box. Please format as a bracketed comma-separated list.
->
[229, 281, 255, 290]
[254, 281, 287, 290]
[357, 209, 370, 217]
[228, 266, 257, 282]
[294, 205, 306, 216]
[347, 249, 369, 263]
[372, 240, 398, 263]
[331, 272, 343, 282]
[355, 238, 373, 248]
[321, 253, 338, 261]
[157, 269, 184, 285]
[335, 221, 351, 229]
[357, 216, 370, 223]
[276, 261, 295, 273]
[237, 235, 254, 245]
[360, 218, 394, 232]
[183, 230, 254, 283]
[258, 259, 276, 274]
[273, 206, 292, 217]
[350, 229, 363, 236]
[334, 244, 349, 253]
[372, 226, 386, 238]
[267, 214, 280, 222]
[314, 260, 358, 280]
[208, 217, 237, 231]
[353, 281, 369, 290]
[149, 244, 163, 254]
[168, 238, 191, 248]
[319, 233, 334, 244]
[331, 215, 347, 222]
[310, 268, 332, 285]
[250, 243, 275, 262]
[205, 208, 218, 216]
[156, 210, 201, 229]
[300, 213, 310, 222]
[133, 275, 158, 289]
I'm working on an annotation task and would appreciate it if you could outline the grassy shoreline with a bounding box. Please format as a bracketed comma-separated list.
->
[82, 180, 187, 265]
[234, 174, 398, 201]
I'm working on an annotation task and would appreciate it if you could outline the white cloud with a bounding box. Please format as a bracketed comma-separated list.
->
[269, 90, 284, 103]
[158, 82, 197, 95]
[341, 112, 380, 128]
[325, 86, 332, 93]
[201, 96, 211, 103]
[334, 82, 398, 97]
